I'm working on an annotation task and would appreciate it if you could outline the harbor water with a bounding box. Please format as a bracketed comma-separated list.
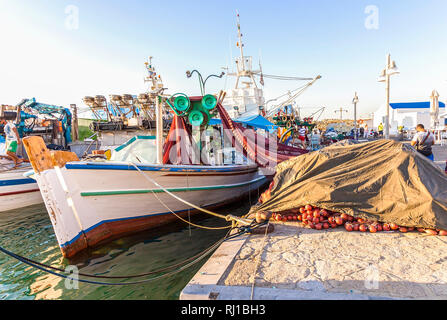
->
[0, 199, 255, 300]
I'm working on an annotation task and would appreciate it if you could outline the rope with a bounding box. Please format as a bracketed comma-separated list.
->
[129, 162, 238, 229]
[250, 221, 270, 300]
[0, 239, 222, 286]
[128, 161, 236, 230]
[186, 171, 192, 237]
[2, 237, 226, 279]
[255, 74, 313, 81]
[0, 222, 267, 286]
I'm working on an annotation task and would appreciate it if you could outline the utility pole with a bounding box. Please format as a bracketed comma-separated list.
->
[334, 107, 348, 121]
[352, 93, 359, 140]
[156, 96, 163, 164]
[71, 104, 78, 142]
[378, 54, 399, 139]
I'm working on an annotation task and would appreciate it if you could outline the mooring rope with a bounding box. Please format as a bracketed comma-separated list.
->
[128, 161, 253, 230]
[129, 161, 232, 230]
[250, 221, 270, 300]
[0, 221, 267, 286]
[0, 239, 221, 286]
[129, 162, 228, 220]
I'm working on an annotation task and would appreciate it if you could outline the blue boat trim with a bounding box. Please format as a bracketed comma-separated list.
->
[114, 135, 156, 152]
[80, 176, 267, 196]
[65, 162, 256, 173]
[0, 178, 36, 187]
[60, 176, 268, 249]
[61, 208, 196, 248]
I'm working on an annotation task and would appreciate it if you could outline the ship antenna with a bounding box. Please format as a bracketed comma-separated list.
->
[236, 10, 245, 71]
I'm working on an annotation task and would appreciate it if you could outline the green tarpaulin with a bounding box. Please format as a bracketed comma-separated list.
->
[251, 139, 447, 230]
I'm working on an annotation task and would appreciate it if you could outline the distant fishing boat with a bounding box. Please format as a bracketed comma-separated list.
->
[0, 160, 42, 212]
[222, 13, 320, 120]
[0, 98, 74, 212]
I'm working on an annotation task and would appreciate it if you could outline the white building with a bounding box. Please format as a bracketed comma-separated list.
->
[373, 101, 446, 134]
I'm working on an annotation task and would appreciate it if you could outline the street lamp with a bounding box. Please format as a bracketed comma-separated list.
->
[378, 54, 400, 139]
[352, 92, 359, 140]
[186, 70, 225, 96]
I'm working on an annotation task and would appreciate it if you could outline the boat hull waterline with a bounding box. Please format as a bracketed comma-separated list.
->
[34, 162, 268, 257]
[0, 166, 42, 212]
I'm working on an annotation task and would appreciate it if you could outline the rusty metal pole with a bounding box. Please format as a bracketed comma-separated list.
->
[71, 104, 79, 141]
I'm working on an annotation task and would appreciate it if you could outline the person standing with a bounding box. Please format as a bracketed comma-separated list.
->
[364, 124, 369, 139]
[378, 123, 384, 138]
[298, 125, 307, 148]
[411, 124, 435, 161]
[359, 126, 365, 139]
[310, 128, 321, 150]
[3, 120, 23, 167]
[398, 125, 404, 141]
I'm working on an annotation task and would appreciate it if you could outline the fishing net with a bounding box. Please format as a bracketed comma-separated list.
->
[162, 115, 193, 165]
[162, 104, 308, 171]
[250, 139, 447, 230]
[215, 103, 308, 174]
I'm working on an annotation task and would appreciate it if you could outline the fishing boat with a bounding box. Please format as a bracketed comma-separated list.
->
[0, 160, 42, 212]
[23, 91, 269, 258]
[222, 13, 320, 119]
[0, 99, 74, 211]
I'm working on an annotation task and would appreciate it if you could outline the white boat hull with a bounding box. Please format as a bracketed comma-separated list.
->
[0, 166, 42, 212]
[34, 161, 268, 257]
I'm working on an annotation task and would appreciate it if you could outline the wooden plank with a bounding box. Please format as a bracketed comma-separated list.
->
[23, 136, 79, 173]
[50, 150, 79, 167]
[22, 136, 54, 173]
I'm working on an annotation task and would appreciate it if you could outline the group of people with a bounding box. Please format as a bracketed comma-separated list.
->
[280, 122, 436, 164]
[0, 117, 441, 168]
[356, 125, 380, 139]
[363, 123, 435, 161]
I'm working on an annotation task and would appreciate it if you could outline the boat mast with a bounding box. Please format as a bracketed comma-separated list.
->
[233, 12, 259, 90]
[144, 56, 165, 164]
[155, 96, 163, 164]
[236, 12, 245, 76]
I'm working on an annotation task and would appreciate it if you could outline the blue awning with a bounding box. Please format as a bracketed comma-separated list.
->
[390, 101, 446, 109]
[209, 115, 277, 131]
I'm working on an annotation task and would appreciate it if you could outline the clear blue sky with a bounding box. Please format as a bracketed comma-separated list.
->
[1, 0, 446, 119]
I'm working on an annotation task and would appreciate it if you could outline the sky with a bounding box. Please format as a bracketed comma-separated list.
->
[0, 0, 446, 120]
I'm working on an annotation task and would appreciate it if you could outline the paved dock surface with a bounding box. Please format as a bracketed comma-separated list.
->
[181, 144, 447, 300]
[182, 222, 447, 300]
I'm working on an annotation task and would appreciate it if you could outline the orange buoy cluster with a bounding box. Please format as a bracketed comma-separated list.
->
[267, 205, 447, 236]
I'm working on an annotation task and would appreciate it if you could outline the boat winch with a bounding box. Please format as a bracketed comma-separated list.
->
[166, 94, 217, 127]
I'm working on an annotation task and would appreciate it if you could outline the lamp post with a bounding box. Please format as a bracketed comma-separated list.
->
[335, 107, 348, 121]
[186, 70, 225, 96]
[378, 54, 400, 139]
[352, 92, 359, 140]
